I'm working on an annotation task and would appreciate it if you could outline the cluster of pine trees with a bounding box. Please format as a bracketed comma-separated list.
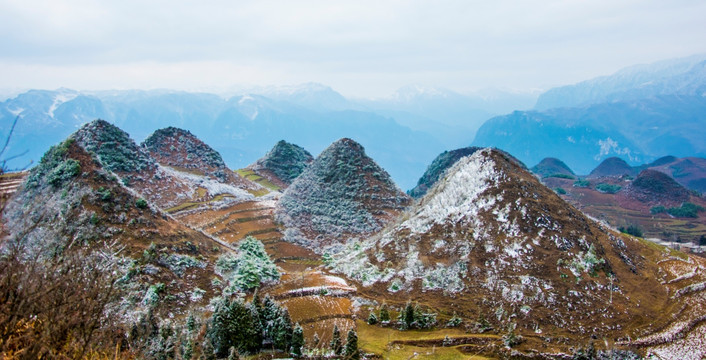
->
[208, 292, 296, 357]
[207, 291, 359, 359]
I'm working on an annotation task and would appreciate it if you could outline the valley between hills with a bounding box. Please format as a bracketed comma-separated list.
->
[1, 119, 705, 360]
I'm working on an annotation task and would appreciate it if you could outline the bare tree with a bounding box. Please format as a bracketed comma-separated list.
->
[0, 236, 125, 359]
[0, 115, 29, 175]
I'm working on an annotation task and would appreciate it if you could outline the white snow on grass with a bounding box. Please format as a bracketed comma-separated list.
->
[649, 322, 706, 360]
[161, 165, 254, 201]
[323, 275, 350, 287]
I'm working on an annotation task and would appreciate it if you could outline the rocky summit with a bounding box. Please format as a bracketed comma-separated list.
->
[277, 138, 410, 249]
[143, 127, 231, 182]
[589, 156, 636, 178]
[248, 139, 314, 187]
[624, 169, 691, 204]
[408, 146, 482, 198]
[531, 157, 576, 178]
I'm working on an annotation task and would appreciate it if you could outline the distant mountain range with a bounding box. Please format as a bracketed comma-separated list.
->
[3, 54, 706, 190]
[473, 54, 706, 174]
[0, 84, 536, 190]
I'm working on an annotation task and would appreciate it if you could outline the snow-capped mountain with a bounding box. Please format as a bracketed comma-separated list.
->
[535, 54, 706, 110]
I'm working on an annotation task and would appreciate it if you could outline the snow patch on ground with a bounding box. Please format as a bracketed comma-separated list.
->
[403, 149, 501, 234]
[161, 165, 254, 201]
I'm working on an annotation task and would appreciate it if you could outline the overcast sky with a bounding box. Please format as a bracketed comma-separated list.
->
[1, 0, 705, 98]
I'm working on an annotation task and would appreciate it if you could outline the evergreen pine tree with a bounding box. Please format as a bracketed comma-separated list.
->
[187, 313, 197, 333]
[272, 307, 294, 351]
[367, 312, 378, 325]
[261, 295, 278, 341]
[207, 298, 262, 356]
[401, 301, 415, 329]
[182, 339, 193, 360]
[330, 325, 342, 355]
[290, 323, 304, 357]
[379, 303, 390, 322]
[344, 329, 359, 360]
[201, 339, 216, 360]
[246, 301, 264, 349]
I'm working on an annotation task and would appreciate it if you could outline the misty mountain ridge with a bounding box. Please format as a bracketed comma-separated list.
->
[474, 54, 706, 174]
[4, 53, 706, 191]
[535, 53, 706, 110]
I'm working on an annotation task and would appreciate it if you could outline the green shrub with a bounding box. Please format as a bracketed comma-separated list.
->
[547, 173, 575, 180]
[446, 314, 462, 328]
[96, 186, 112, 201]
[650, 205, 666, 214]
[573, 179, 590, 188]
[619, 225, 643, 238]
[47, 159, 81, 187]
[595, 183, 621, 194]
[367, 312, 378, 325]
[554, 187, 567, 195]
[667, 202, 705, 218]
[136, 198, 148, 209]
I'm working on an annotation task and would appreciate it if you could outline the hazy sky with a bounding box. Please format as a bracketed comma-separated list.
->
[1, 0, 705, 98]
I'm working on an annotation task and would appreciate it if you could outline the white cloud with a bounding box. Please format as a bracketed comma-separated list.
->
[1, 0, 706, 97]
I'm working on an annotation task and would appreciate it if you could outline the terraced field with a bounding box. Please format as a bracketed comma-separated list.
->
[357, 321, 497, 360]
[0, 171, 27, 198]
[174, 194, 358, 348]
[236, 168, 281, 191]
[628, 253, 706, 357]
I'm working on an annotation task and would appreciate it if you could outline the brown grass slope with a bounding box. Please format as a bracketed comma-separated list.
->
[331, 148, 705, 356]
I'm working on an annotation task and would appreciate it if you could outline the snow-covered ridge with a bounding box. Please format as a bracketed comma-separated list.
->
[402, 148, 502, 234]
[47, 91, 79, 118]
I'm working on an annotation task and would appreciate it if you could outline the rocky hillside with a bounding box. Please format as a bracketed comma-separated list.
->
[589, 156, 636, 178]
[71, 120, 254, 210]
[530, 157, 575, 178]
[408, 147, 481, 198]
[623, 169, 691, 205]
[329, 148, 706, 352]
[143, 127, 230, 181]
[276, 138, 410, 249]
[646, 156, 706, 193]
[70, 119, 189, 208]
[248, 140, 314, 188]
[2, 135, 229, 330]
[142, 126, 260, 193]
